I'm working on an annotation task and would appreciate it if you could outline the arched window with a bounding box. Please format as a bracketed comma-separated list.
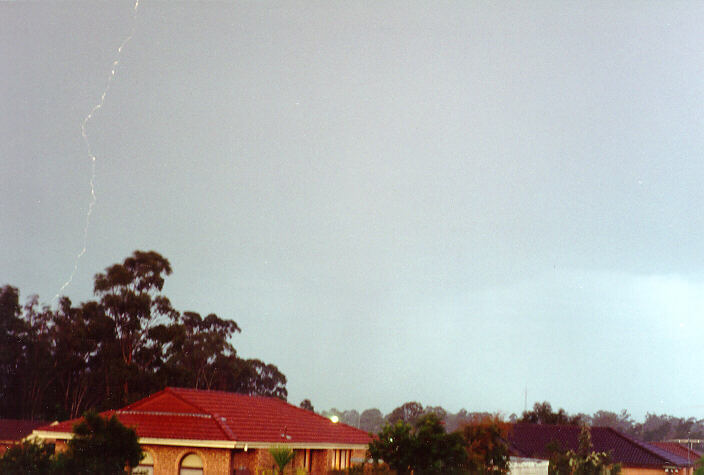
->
[179, 453, 204, 475]
[132, 451, 154, 474]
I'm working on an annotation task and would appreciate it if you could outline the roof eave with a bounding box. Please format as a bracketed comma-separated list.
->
[233, 441, 368, 450]
[32, 430, 367, 451]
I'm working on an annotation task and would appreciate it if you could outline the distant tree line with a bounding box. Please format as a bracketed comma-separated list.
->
[520, 401, 704, 443]
[0, 250, 287, 421]
[313, 399, 704, 444]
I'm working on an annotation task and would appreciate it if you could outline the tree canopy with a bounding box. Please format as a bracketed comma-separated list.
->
[461, 415, 511, 474]
[520, 401, 582, 425]
[360, 408, 385, 434]
[0, 440, 56, 475]
[0, 250, 287, 421]
[386, 401, 425, 426]
[60, 411, 143, 474]
[368, 412, 502, 475]
[547, 425, 621, 475]
[369, 419, 421, 474]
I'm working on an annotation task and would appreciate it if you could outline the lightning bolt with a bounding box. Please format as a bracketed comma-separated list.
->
[54, 0, 141, 302]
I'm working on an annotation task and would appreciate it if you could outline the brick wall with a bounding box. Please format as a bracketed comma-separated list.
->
[231, 448, 258, 473]
[49, 440, 367, 474]
[231, 447, 367, 474]
[141, 444, 231, 475]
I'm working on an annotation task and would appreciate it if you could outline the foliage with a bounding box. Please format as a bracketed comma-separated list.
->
[0, 250, 287, 421]
[341, 409, 361, 427]
[520, 401, 582, 425]
[269, 445, 295, 474]
[694, 455, 704, 475]
[61, 410, 143, 474]
[423, 406, 447, 421]
[369, 420, 416, 474]
[230, 358, 287, 399]
[0, 439, 57, 474]
[299, 399, 314, 412]
[413, 413, 467, 473]
[587, 410, 634, 435]
[369, 413, 467, 474]
[360, 408, 385, 434]
[547, 425, 621, 475]
[386, 401, 424, 426]
[92, 250, 177, 404]
[461, 415, 511, 474]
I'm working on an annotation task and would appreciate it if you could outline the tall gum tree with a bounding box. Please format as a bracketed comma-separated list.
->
[93, 250, 177, 403]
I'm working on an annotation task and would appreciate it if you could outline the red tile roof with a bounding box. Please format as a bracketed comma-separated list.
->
[508, 424, 694, 469]
[0, 419, 49, 442]
[36, 388, 370, 446]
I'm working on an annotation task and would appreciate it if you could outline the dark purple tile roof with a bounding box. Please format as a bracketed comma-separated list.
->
[507, 424, 694, 468]
[649, 441, 702, 462]
[0, 419, 49, 442]
[646, 443, 697, 467]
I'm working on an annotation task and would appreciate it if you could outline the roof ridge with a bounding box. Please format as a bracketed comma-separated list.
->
[116, 410, 212, 419]
[122, 388, 206, 414]
[162, 387, 211, 415]
[167, 387, 239, 441]
[211, 412, 237, 441]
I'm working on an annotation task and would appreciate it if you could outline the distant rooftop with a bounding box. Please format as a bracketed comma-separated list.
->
[0, 419, 49, 442]
[508, 423, 694, 469]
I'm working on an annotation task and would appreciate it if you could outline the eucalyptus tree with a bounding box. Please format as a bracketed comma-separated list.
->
[93, 250, 177, 402]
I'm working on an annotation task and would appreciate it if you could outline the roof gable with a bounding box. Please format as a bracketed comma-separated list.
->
[123, 388, 204, 414]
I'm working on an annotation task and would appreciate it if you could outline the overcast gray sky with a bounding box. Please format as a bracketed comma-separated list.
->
[3, 1, 704, 419]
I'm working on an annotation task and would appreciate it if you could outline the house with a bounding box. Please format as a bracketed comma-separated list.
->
[0, 419, 49, 455]
[649, 442, 702, 466]
[507, 423, 696, 475]
[32, 387, 371, 474]
[508, 456, 549, 475]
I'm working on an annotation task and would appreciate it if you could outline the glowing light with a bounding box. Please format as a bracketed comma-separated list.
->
[54, 0, 140, 302]
[330, 415, 339, 423]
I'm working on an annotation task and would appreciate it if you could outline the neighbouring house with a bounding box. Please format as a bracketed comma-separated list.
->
[649, 442, 702, 466]
[507, 423, 696, 475]
[0, 419, 49, 455]
[32, 387, 371, 474]
[508, 456, 549, 475]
